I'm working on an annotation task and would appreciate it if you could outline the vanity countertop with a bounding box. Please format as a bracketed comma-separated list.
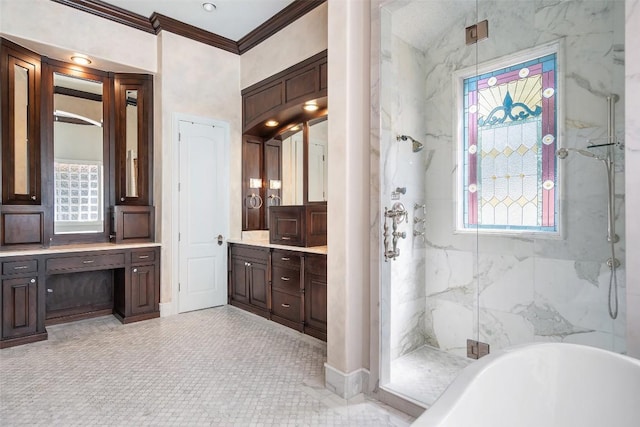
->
[0, 242, 161, 258]
[227, 238, 327, 255]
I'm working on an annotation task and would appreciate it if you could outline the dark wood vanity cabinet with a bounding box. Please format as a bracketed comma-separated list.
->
[304, 254, 327, 340]
[269, 204, 327, 247]
[271, 250, 303, 331]
[228, 243, 326, 340]
[229, 244, 270, 318]
[0, 246, 160, 348]
[0, 256, 45, 347]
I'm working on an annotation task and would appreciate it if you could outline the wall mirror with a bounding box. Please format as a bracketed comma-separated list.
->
[307, 116, 328, 203]
[280, 123, 304, 205]
[52, 71, 105, 234]
[125, 89, 138, 198]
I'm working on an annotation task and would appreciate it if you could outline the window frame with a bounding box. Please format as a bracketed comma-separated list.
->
[453, 40, 564, 238]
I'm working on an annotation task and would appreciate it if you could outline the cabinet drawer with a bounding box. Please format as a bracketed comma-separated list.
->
[230, 245, 269, 263]
[271, 266, 301, 293]
[271, 290, 302, 323]
[131, 249, 156, 264]
[2, 259, 38, 276]
[46, 253, 126, 272]
[271, 251, 301, 268]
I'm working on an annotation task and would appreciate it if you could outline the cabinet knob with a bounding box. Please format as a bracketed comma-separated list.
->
[47, 288, 53, 292]
[30, 279, 36, 283]
[121, 197, 125, 202]
[31, 195, 36, 200]
[133, 268, 138, 273]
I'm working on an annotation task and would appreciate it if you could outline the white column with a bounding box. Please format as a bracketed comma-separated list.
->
[325, 0, 372, 398]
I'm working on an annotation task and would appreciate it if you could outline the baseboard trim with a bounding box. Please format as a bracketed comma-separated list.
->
[159, 302, 175, 317]
[324, 363, 370, 399]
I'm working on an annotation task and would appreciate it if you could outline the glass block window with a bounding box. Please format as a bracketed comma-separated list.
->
[54, 162, 102, 222]
[459, 50, 558, 233]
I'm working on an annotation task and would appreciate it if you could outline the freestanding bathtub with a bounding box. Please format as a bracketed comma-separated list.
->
[412, 343, 640, 427]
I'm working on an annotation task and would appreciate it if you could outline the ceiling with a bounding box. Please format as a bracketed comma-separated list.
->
[99, 0, 296, 41]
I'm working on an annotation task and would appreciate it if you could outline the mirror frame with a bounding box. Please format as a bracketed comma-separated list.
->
[42, 58, 112, 245]
[1, 40, 41, 205]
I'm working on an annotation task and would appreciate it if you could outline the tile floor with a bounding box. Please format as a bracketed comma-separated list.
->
[387, 346, 472, 406]
[0, 306, 415, 426]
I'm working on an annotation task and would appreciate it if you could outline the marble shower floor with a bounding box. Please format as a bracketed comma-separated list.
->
[387, 345, 473, 407]
[0, 306, 414, 426]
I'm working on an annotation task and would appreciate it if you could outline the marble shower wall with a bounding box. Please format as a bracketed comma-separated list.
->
[380, 9, 429, 361]
[386, 0, 626, 357]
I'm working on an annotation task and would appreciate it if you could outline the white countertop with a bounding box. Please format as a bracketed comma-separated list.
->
[0, 242, 161, 258]
[227, 238, 327, 255]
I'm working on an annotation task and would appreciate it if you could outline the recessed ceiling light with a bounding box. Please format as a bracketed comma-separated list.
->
[290, 125, 300, 131]
[303, 101, 319, 112]
[202, 2, 216, 12]
[70, 54, 91, 66]
[265, 120, 279, 127]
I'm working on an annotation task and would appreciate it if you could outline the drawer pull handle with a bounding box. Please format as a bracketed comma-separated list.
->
[281, 257, 290, 261]
[14, 266, 29, 270]
[281, 303, 290, 308]
[281, 276, 290, 281]
[138, 255, 150, 259]
[82, 260, 95, 264]
[281, 236, 291, 240]
[47, 288, 53, 292]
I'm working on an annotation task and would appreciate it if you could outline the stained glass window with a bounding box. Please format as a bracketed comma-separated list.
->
[460, 51, 558, 233]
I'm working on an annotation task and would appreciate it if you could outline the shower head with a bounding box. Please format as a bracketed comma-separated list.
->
[397, 134, 424, 152]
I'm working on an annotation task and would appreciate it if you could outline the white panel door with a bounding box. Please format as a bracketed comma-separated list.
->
[178, 120, 228, 312]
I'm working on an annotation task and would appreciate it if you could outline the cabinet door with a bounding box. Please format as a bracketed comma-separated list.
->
[304, 255, 327, 337]
[1, 40, 41, 205]
[2, 276, 37, 338]
[248, 261, 268, 309]
[130, 264, 156, 315]
[114, 74, 153, 206]
[242, 135, 264, 230]
[230, 256, 250, 304]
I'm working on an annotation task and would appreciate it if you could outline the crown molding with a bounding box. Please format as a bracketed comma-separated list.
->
[50, 0, 326, 56]
[50, 0, 155, 33]
[237, 0, 326, 54]
[149, 13, 239, 54]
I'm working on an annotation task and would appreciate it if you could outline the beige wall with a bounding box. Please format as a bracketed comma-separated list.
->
[240, 2, 328, 89]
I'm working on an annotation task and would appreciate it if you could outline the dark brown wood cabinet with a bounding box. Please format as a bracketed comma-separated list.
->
[229, 244, 270, 318]
[228, 243, 326, 340]
[0, 245, 160, 348]
[269, 204, 327, 247]
[271, 250, 303, 331]
[0, 256, 45, 347]
[304, 254, 327, 340]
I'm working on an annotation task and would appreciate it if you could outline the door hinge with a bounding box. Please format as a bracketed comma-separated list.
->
[178, 182, 181, 191]
[178, 232, 181, 241]
[179, 282, 181, 291]
[178, 132, 181, 142]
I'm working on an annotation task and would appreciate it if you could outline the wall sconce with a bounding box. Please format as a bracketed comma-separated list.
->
[269, 179, 282, 190]
[247, 178, 263, 209]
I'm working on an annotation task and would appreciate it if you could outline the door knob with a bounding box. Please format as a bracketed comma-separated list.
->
[217, 234, 224, 246]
